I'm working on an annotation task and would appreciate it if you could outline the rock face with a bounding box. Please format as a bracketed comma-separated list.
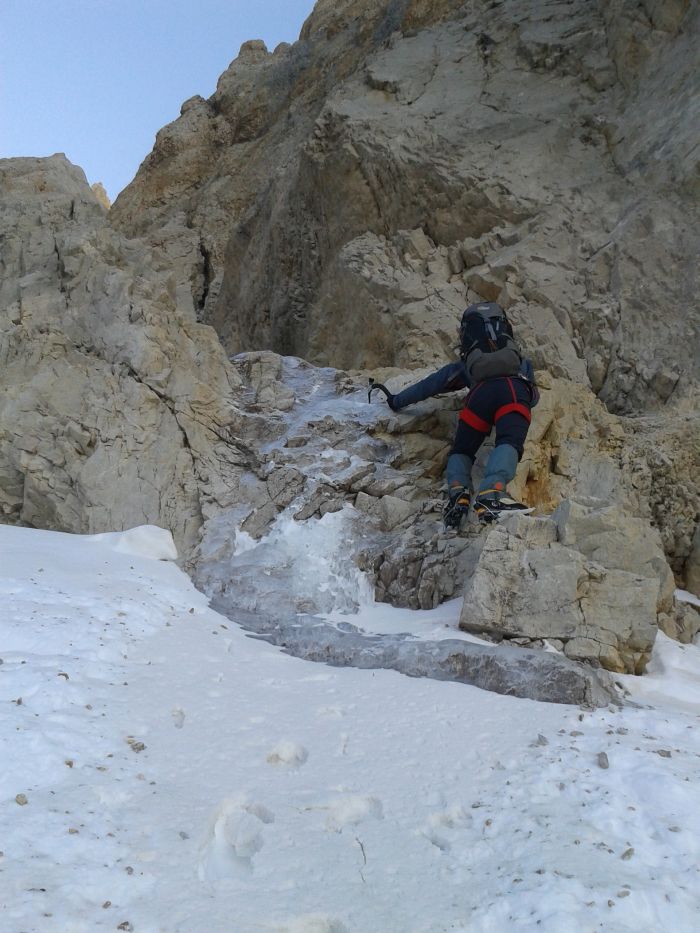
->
[106, 0, 699, 589]
[459, 505, 674, 674]
[112, 0, 698, 413]
[189, 353, 696, 682]
[0, 155, 253, 552]
[687, 526, 700, 597]
[1, 1, 699, 699]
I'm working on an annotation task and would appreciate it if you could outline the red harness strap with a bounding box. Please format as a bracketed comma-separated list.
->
[494, 402, 531, 423]
[494, 378, 531, 422]
[459, 407, 491, 432]
[459, 377, 531, 431]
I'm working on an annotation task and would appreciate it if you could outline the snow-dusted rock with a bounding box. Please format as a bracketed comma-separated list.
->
[658, 599, 700, 645]
[215, 601, 615, 707]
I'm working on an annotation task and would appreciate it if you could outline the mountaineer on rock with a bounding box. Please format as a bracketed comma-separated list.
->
[369, 302, 539, 528]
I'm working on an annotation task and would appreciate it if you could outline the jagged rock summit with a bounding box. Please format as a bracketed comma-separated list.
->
[90, 181, 111, 210]
[1, 0, 699, 702]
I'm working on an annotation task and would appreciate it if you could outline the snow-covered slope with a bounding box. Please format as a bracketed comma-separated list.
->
[2, 524, 700, 932]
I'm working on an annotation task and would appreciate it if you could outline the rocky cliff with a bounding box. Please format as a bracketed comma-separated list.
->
[108, 0, 700, 577]
[1, 0, 698, 696]
[111, 0, 698, 409]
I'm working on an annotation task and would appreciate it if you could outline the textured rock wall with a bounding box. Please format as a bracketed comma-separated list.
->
[111, 0, 698, 414]
[187, 352, 698, 675]
[0, 156, 255, 553]
[102, 0, 700, 586]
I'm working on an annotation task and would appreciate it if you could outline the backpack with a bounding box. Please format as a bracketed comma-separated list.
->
[458, 302, 522, 384]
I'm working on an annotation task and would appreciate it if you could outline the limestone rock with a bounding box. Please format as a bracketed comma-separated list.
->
[104, 1, 697, 417]
[376, 495, 414, 532]
[553, 500, 675, 612]
[0, 155, 250, 553]
[231, 351, 296, 411]
[658, 600, 700, 645]
[90, 182, 111, 210]
[213, 600, 616, 708]
[459, 504, 673, 674]
[101, 0, 699, 586]
[620, 411, 700, 581]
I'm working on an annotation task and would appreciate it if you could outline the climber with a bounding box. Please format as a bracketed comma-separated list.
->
[368, 301, 538, 528]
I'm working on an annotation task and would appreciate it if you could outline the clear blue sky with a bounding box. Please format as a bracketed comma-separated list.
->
[1, 0, 315, 200]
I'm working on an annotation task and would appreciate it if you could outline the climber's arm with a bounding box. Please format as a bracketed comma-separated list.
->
[390, 362, 469, 410]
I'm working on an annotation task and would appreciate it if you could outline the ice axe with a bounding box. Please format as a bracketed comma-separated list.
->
[367, 378, 397, 410]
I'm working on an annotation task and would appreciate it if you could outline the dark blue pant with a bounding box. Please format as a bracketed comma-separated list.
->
[447, 376, 533, 494]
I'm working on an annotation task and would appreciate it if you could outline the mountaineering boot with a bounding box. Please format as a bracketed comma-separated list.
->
[473, 487, 529, 524]
[443, 486, 471, 529]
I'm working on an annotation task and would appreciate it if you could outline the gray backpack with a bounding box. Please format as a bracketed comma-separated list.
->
[458, 302, 521, 383]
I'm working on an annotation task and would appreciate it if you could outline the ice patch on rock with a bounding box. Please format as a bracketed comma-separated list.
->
[676, 588, 700, 610]
[196, 506, 615, 707]
[233, 529, 258, 556]
[196, 506, 374, 616]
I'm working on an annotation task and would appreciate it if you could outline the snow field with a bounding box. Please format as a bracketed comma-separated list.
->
[1, 524, 700, 932]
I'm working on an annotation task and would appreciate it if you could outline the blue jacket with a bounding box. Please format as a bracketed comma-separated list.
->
[392, 359, 539, 411]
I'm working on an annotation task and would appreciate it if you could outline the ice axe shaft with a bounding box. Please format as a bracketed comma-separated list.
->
[367, 378, 392, 405]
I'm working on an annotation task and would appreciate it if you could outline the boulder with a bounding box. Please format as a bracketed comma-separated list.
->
[658, 600, 700, 645]
[459, 503, 675, 674]
[376, 495, 414, 532]
[231, 351, 296, 411]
